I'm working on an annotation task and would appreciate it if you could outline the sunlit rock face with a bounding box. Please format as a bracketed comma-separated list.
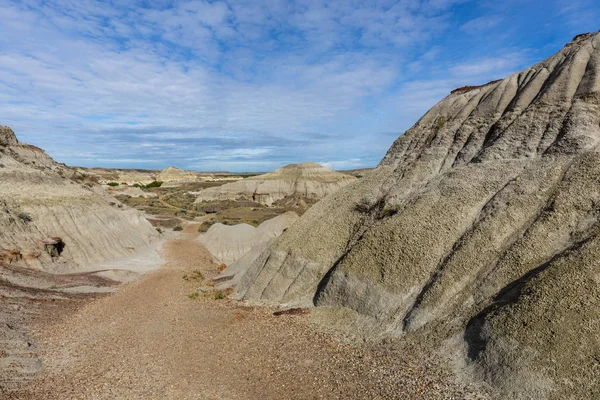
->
[0, 125, 158, 273]
[194, 162, 356, 206]
[233, 33, 600, 399]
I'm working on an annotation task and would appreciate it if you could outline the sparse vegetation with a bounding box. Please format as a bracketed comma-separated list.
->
[198, 219, 217, 233]
[382, 202, 402, 217]
[355, 195, 374, 212]
[156, 227, 162, 234]
[436, 116, 447, 131]
[17, 211, 32, 222]
[145, 180, 163, 188]
[183, 269, 204, 281]
[214, 291, 226, 300]
[107, 182, 119, 186]
[173, 225, 183, 231]
[187, 291, 200, 300]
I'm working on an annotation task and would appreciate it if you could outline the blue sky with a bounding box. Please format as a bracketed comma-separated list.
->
[1, 0, 598, 172]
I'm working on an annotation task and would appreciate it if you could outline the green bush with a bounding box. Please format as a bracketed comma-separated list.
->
[198, 219, 216, 233]
[107, 182, 119, 186]
[214, 292, 226, 300]
[145, 180, 163, 188]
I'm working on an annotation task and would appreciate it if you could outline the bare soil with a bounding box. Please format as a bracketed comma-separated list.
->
[7, 222, 479, 399]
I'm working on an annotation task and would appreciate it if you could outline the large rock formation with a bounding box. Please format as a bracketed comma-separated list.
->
[0, 126, 159, 273]
[194, 162, 356, 206]
[231, 33, 600, 398]
[77, 166, 244, 186]
[199, 211, 299, 266]
[157, 166, 201, 183]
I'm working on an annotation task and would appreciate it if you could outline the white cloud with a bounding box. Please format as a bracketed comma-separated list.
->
[0, 0, 587, 171]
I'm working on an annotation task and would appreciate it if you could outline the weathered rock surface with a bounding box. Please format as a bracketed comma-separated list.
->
[232, 33, 600, 399]
[194, 162, 356, 206]
[77, 166, 244, 186]
[0, 126, 159, 273]
[199, 211, 299, 267]
[157, 166, 200, 183]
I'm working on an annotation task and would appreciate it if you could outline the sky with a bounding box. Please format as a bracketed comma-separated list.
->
[1, 1, 599, 172]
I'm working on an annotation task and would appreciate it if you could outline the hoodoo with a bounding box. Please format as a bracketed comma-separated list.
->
[230, 32, 600, 398]
[193, 162, 356, 206]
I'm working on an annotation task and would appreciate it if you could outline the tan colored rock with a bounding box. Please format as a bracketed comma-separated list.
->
[194, 162, 356, 206]
[198, 211, 299, 266]
[0, 128, 159, 273]
[157, 166, 200, 183]
[232, 32, 600, 399]
[0, 125, 18, 147]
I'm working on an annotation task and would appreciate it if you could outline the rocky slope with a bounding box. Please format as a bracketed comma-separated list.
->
[194, 162, 356, 206]
[0, 126, 159, 273]
[230, 32, 600, 399]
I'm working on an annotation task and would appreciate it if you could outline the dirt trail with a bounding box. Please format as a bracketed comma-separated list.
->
[15, 224, 476, 399]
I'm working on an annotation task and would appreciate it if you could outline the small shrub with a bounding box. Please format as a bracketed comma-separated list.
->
[198, 219, 216, 233]
[382, 203, 402, 217]
[214, 291, 226, 300]
[355, 195, 374, 212]
[107, 182, 119, 187]
[184, 269, 203, 281]
[218, 263, 227, 272]
[145, 180, 163, 188]
[17, 211, 32, 222]
[156, 227, 162, 234]
[173, 225, 183, 231]
[436, 116, 447, 131]
[187, 291, 200, 300]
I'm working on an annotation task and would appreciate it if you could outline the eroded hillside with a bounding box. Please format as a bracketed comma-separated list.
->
[230, 32, 600, 399]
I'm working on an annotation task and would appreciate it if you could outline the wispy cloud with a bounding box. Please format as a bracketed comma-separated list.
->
[0, 0, 598, 171]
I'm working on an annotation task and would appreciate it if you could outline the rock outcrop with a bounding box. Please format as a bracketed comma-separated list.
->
[76, 166, 244, 186]
[0, 126, 159, 273]
[194, 162, 356, 206]
[198, 211, 299, 267]
[157, 166, 201, 183]
[230, 33, 600, 399]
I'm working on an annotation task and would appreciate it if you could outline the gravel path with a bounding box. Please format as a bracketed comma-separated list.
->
[15, 223, 482, 399]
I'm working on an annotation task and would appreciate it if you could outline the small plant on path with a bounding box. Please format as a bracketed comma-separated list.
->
[214, 291, 226, 300]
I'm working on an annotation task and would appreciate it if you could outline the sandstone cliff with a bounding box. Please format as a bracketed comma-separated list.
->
[230, 32, 600, 399]
[194, 162, 356, 206]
